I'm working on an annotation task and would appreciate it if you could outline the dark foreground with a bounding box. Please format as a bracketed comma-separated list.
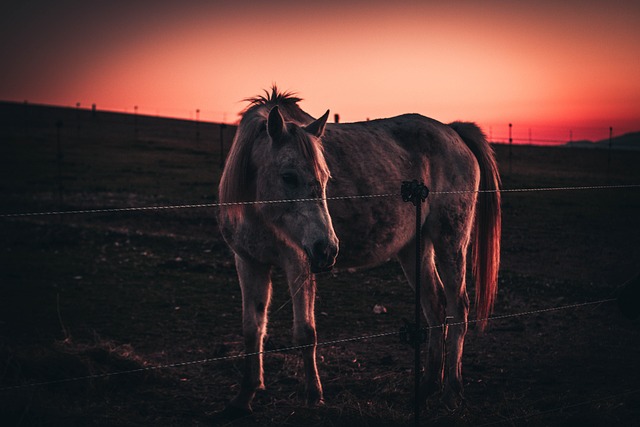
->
[1, 103, 639, 426]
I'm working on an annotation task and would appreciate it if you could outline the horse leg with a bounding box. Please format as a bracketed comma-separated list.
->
[229, 255, 272, 413]
[432, 208, 474, 410]
[398, 239, 447, 400]
[284, 263, 323, 406]
[435, 245, 469, 410]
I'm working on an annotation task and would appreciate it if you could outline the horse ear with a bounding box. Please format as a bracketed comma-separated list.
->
[267, 106, 285, 141]
[305, 109, 330, 138]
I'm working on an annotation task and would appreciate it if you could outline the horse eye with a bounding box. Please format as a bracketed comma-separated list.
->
[281, 172, 299, 187]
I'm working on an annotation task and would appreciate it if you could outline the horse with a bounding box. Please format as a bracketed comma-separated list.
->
[218, 87, 501, 413]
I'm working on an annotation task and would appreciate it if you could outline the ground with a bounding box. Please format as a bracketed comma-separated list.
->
[1, 103, 639, 426]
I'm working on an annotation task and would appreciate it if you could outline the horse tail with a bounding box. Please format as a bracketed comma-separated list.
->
[449, 122, 501, 331]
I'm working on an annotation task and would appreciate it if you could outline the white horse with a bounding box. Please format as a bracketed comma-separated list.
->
[218, 87, 501, 413]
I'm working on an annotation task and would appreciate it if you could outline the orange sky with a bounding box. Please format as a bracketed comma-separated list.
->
[1, 0, 639, 143]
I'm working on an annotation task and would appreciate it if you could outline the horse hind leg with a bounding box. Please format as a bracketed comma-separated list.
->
[228, 255, 272, 413]
[398, 239, 447, 400]
[432, 209, 474, 410]
[436, 247, 469, 411]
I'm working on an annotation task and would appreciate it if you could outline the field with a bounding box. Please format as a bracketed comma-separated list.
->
[1, 102, 640, 426]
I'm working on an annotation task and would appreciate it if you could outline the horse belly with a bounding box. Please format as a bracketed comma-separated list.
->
[322, 115, 452, 269]
[329, 200, 416, 269]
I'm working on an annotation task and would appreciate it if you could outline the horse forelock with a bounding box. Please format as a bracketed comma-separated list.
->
[241, 85, 330, 184]
[289, 126, 331, 184]
[242, 85, 314, 125]
[219, 90, 330, 225]
[243, 86, 301, 109]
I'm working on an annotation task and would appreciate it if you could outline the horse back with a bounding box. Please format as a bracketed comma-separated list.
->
[322, 114, 480, 268]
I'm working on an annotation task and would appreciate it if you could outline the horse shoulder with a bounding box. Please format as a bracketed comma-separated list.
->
[220, 212, 281, 266]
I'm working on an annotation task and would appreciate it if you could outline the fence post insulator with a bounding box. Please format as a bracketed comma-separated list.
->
[401, 180, 429, 206]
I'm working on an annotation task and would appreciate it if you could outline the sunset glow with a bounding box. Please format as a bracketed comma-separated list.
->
[1, 0, 638, 143]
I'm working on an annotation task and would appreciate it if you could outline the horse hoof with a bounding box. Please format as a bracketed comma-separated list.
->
[441, 390, 465, 413]
[420, 380, 441, 400]
[305, 389, 325, 407]
[306, 395, 325, 407]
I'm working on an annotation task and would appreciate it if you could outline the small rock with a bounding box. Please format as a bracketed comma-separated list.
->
[373, 304, 387, 314]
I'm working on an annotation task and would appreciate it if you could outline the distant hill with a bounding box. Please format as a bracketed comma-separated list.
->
[0, 100, 230, 128]
[566, 132, 640, 151]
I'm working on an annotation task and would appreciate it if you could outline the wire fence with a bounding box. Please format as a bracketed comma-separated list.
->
[2, 184, 640, 219]
[1, 172, 639, 423]
[0, 297, 618, 392]
[1, 181, 636, 357]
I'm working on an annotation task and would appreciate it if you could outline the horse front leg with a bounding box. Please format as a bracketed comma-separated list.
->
[229, 255, 272, 413]
[285, 264, 323, 406]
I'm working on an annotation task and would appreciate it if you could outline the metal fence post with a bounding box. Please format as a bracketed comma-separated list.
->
[401, 179, 429, 427]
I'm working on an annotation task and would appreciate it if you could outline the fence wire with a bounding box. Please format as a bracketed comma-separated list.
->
[2, 184, 640, 219]
[0, 297, 617, 392]
[1, 180, 637, 423]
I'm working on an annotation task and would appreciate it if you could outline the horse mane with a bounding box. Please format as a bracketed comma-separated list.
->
[219, 86, 329, 224]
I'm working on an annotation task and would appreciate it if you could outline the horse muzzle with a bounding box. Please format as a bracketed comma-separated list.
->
[305, 238, 339, 274]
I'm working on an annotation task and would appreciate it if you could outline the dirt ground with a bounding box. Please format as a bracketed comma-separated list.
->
[1, 103, 639, 426]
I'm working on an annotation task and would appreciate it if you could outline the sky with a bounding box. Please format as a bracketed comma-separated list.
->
[1, 0, 639, 143]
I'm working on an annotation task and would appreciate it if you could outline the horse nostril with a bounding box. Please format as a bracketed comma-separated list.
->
[313, 239, 329, 258]
[307, 238, 338, 273]
[310, 238, 337, 262]
[326, 243, 338, 260]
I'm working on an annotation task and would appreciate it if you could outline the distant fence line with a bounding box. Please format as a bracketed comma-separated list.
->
[7, 101, 635, 147]
[10, 100, 232, 126]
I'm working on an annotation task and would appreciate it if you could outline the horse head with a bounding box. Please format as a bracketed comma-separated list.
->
[256, 106, 339, 273]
